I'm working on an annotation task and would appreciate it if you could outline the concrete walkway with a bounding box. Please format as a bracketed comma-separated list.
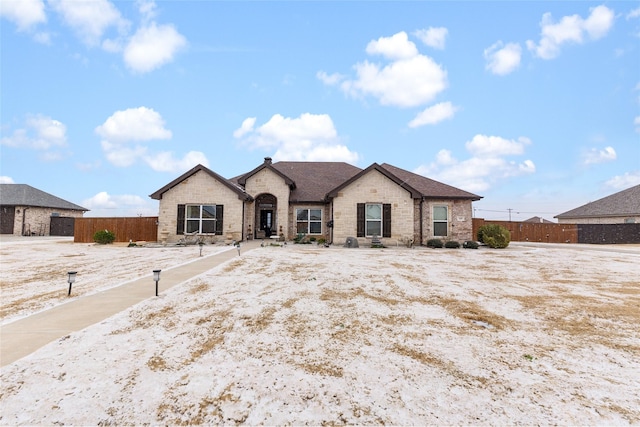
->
[1, 240, 262, 367]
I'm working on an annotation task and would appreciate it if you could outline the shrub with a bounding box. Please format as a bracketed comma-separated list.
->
[444, 240, 461, 249]
[426, 238, 443, 248]
[93, 229, 115, 244]
[463, 240, 479, 249]
[477, 224, 510, 248]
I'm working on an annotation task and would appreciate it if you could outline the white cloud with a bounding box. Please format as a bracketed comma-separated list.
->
[465, 135, 530, 157]
[605, 171, 640, 189]
[627, 7, 640, 20]
[322, 31, 448, 109]
[82, 191, 156, 216]
[96, 107, 172, 143]
[484, 41, 522, 75]
[234, 113, 359, 164]
[634, 116, 640, 132]
[365, 31, 418, 60]
[96, 107, 207, 170]
[413, 135, 535, 193]
[414, 27, 448, 50]
[233, 117, 256, 138]
[49, 0, 129, 47]
[583, 146, 617, 165]
[143, 151, 209, 173]
[0, 0, 46, 30]
[316, 71, 344, 86]
[0, 114, 67, 151]
[342, 54, 448, 108]
[0, 176, 15, 184]
[408, 102, 458, 128]
[123, 22, 187, 73]
[527, 5, 615, 59]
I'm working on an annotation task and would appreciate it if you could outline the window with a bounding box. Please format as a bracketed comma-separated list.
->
[366, 204, 382, 237]
[357, 203, 391, 238]
[296, 208, 322, 234]
[433, 206, 448, 236]
[177, 204, 223, 234]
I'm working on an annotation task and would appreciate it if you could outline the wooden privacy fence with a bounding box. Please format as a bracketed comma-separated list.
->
[74, 217, 158, 243]
[472, 218, 578, 244]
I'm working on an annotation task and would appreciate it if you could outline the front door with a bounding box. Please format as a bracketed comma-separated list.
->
[0, 206, 15, 234]
[260, 209, 273, 237]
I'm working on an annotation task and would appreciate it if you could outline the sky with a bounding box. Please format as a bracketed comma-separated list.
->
[1, 0, 639, 221]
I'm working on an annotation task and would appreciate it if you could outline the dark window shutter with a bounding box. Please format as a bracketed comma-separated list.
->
[176, 204, 185, 234]
[215, 205, 224, 235]
[357, 203, 365, 237]
[383, 203, 392, 237]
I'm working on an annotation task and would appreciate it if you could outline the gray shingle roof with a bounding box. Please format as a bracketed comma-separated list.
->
[0, 184, 88, 211]
[555, 184, 640, 219]
[271, 161, 362, 202]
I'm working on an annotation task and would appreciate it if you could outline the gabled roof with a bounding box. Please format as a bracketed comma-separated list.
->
[0, 184, 88, 211]
[325, 162, 482, 201]
[271, 161, 362, 202]
[326, 163, 423, 199]
[555, 184, 640, 219]
[524, 216, 554, 223]
[149, 164, 252, 201]
[236, 157, 295, 188]
[380, 163, 482, 200]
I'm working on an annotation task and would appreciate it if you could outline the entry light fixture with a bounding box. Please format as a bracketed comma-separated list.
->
[67, 271, 77, 296]
[153, 269, 161, 296]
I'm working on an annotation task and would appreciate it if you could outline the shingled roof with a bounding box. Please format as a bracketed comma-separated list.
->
[271, 161, 362, 202]
[380, 163, 482, 200]
[0, 184, 88, 211]
[555, 184, 640, 219]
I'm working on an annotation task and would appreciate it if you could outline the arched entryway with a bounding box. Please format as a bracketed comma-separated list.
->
[254, 193, 277, 238]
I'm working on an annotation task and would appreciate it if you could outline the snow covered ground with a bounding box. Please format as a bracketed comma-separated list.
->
[1, 238, 639, 425]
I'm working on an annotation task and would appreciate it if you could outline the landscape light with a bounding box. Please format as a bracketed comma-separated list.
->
[153, 269, 161, 296]
[236, 242, 241, 256]
[67, 271, 77, 296]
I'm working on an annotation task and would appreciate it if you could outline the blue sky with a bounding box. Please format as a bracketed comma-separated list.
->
[1, 0, 639, 221]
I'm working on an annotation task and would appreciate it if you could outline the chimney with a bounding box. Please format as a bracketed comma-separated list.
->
[264, 157, 272, 164]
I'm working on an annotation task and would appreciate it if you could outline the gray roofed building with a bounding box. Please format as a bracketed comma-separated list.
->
[555, 184, 640, 224]
[0, 184, 88, 236]
[1, 184, 88, 211]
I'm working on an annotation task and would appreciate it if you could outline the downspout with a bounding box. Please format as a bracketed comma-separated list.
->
[419, 198, 423, 246]
[21, 207, 28, 236]
[242, 200, 245, 241]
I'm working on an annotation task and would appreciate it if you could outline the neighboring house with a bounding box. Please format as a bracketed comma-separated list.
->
[523, 216, 554, 223]
[150, 158, 482, 246]
[555, 185, 640, 224]
[0, 184, 88, 236]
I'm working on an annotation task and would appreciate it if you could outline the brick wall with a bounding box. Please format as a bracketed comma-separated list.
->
[13, 206, 84, 236]
[331, 169, 414, 245]
[244, 168, 291, 239]
[157, 170, 245, 243]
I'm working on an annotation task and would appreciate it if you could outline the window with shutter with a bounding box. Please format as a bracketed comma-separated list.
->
[215, 205, 224, 234]
[176, 204, 185, 234]
[383, 203, 392, 237]
[357, 203, 365, 237]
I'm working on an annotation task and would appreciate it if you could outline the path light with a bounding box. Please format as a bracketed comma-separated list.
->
[153, 269, 161, 296]
[67, 271, 77, 296]
[236, 242, 241, 256]
[199, 241, 204, 257]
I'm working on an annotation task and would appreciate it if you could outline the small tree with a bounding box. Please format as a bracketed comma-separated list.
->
[477, 224, 510, 248]
[93, 229, 115, 244]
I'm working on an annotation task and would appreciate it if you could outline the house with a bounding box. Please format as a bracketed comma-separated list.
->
[0, 184, 88, 236]
[555, 184, 640, 224]
[150, 158, 482, 246]
[523, 216, 554, 223]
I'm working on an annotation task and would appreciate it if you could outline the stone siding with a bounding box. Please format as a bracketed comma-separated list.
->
[331, 170, 414, 246]
[243, 168, 291, 239]
[157, 170, 245, 243]
[12, 206, 83, 236]
[420, 199, 473, 244]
